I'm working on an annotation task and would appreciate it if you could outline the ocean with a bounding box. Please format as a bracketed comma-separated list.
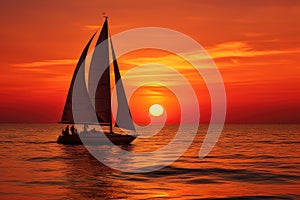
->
[0, 124, 299, 199]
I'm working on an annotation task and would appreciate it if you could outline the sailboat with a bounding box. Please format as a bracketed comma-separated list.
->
[57, 17, 136, 145]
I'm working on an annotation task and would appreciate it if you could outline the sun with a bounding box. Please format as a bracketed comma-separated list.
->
[149, 104, 164, 117]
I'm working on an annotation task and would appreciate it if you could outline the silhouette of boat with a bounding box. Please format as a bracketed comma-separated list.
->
[57, 17, 136, 145]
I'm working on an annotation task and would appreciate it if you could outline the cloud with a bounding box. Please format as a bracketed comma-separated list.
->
[83, 25, 101, 30]
[206, 41, 300, 59]
[12, 59, 77, 67]
[121, 55, 184, 67]
[120, 40, 300, 73]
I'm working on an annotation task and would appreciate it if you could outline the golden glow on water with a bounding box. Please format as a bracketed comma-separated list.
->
[154, 192, 169, 197]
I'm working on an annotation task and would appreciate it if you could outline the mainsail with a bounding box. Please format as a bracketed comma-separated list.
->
[88, 18, 112, 125]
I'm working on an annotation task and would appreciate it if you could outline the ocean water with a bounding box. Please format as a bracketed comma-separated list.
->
[0, 124, 299, 199]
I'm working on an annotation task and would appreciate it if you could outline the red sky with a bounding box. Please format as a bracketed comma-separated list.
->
[0, 0, 299, 123]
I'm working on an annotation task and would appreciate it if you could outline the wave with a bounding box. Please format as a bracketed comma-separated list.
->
[25, 155, 71, 162]
[140, 165, 300, 184]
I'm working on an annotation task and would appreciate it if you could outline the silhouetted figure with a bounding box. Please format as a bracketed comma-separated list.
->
[91, 127, 96, 133]
[84, 124, 88, 132]
[62, 125, 70, 136]
[71, 125, 76, 135]
[66, 125, 69, 133]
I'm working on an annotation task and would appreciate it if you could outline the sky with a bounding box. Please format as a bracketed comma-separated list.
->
[0, 0, 299, 123]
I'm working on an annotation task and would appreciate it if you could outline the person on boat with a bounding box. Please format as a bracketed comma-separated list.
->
[62, 125, 70, 136]
[83, 124, 88, 133]
[70, 125, 77, 135]
[91, 127, 96, 133]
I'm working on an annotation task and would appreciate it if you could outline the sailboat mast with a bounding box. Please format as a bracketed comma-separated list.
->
[106, 17, 113, 133]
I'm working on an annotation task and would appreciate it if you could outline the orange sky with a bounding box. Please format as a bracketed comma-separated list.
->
[0, 0, 299, 123]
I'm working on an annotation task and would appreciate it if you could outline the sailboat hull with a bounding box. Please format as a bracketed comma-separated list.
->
[57, 132, 136, 145]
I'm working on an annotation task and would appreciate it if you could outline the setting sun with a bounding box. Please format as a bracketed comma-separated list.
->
[149, 104, 164, 117]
